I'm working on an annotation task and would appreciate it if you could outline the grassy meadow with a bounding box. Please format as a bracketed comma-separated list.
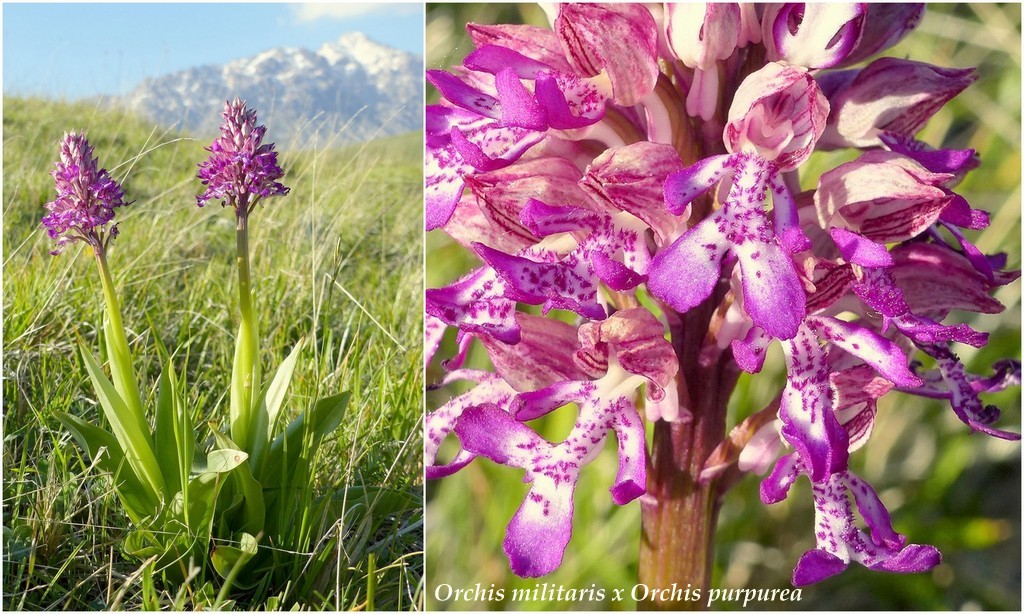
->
[3, 97, 424, 610]
[425, 4, 1021, 611]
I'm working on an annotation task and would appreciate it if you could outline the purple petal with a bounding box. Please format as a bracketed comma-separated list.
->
[806, 261, 856, 314]
[474, 243, 606, 321]
[821, 58, 977, 149]
[734, 237, 806, 340]
[843, 472, 901, 547]
[504, 476, 576, 578]
[555, 4, 659, 106]
[926, 345, 1021, 440]
[609, 402, 647, 504]
[890, 242, 1005, 316]
[455, 405, 574, 577]
[494, 68, 547, 130]
[793, 549, 848, 587]
[533, 72, 607, 130]
[761, 453, 801, 504]
[815, 150, 953, 242]
[972, 359, 1021, 395]
[769, 174, 812, 253]
[465, 156, 588, 247]
[731, 325, 773, 373]
[426, 70, 500, 119]
[830, 227, 894, 268]
[939, 195, 989, 231]
[426, 376, 516, 478]
[481, 314, 589, 392]
[725, 63, 829, 171]
[425, 314, 447, 369]
[779, 327, 849, 482]
[467, 24, 575, 73]
[519, 199, 652, 291]
[515, 380, 592, 422]
[464, 44, 554, 79]
[663, 154, 733, 215]
[425, 267, 521, 344]
[574, 308, 678, 398]
[647, 212, 727, 314]
[805, 316, 923, 387]
[880, 132, 979, 175]
[580, 142, 685, 243]
[869, 544, 942, 575]
[457, 403, 549, 466]
[840, 4, 925, 66]
[764, 3, 866, 69]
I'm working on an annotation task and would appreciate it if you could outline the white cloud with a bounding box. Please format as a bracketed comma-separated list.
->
[291, 3, 421, 23]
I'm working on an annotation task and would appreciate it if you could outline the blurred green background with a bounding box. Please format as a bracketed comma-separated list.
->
[425, 3, 1021, 611]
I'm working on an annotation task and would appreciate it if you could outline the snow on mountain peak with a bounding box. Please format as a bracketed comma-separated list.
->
[118, 33, 422, 147]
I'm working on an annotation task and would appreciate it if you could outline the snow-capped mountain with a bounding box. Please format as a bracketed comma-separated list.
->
[117, 33, 422, 147]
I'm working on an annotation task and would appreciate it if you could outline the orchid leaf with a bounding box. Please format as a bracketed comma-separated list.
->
[211, 532, 259, 585]
[55, 411, 155, 522]
[264, 392, 350, 475]
[249, 338, 305, 470]
[78, 342, 165, 502]
[155, 365, 182, 496]
[211, 428, 266, 535]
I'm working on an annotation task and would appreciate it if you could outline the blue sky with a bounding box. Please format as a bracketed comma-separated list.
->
[3, 3, 425, 100]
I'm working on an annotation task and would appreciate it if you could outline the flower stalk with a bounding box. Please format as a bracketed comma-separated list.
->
[94, 246, 146, 425]
[231, 206, 261, 449]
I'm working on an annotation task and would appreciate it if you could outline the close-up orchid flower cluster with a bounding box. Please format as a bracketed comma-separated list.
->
[425, 2, 1021, 608]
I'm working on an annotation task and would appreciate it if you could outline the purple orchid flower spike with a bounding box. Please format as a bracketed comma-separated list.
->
[426, 3, 1019, 598]
[196, 98, 288, 214]
[649, 62, 828, 339]
[42, 132, 129, 255]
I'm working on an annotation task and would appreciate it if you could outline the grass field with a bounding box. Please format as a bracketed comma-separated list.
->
[424, 4, 1021, 611]
[3, 97, 424, 610]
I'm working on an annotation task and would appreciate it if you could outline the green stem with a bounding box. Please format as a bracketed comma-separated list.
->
[94, 248, 146, 430]
[230, 210, 261, 449]
[637, 297, 740, 610]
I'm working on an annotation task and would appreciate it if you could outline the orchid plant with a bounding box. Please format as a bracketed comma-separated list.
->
[425, 3, 1020, 607]
[44, 100, 349, 597]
